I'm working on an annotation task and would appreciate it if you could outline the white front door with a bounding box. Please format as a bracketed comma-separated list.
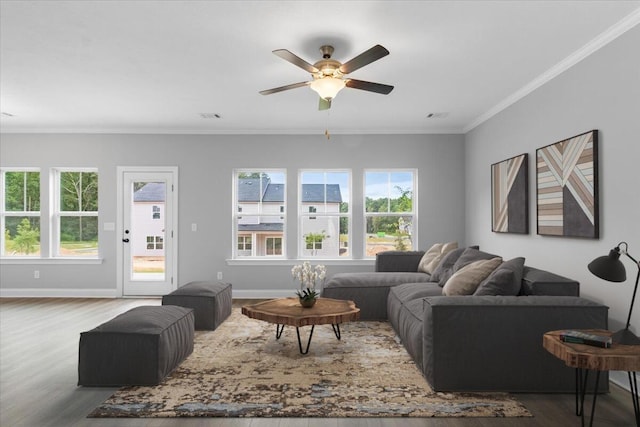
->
[118, 168, 178, 296]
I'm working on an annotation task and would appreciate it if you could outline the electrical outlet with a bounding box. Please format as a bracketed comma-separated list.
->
[217, 272, 223, 280]
[34, 270, 40, 279]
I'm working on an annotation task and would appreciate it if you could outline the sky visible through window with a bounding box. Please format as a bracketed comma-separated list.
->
[365, 171, 413, 200]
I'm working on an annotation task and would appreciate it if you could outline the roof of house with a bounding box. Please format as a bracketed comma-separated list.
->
[238, 178, 342, 203]
[133, 182, 165, 202]
[237, 223, 284, 232]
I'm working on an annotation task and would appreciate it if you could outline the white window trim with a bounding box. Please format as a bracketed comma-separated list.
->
[232, 169, 287, 260]
[0, 167, 42, 258]
[51, 167, 99, 259]
[363, 168, 418, 258]
[298, 169, 352, 260]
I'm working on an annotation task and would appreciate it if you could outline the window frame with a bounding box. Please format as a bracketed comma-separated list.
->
[363, 169, 417, 258]
[232, 169, 287, 259]
[0, 168, 41, 257]
[52, 167, 99, 259]
[298, 169, 351, 260]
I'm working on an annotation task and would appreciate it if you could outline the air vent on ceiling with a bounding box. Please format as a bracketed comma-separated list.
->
[426, 112, 449, 119]
[199, 113, 222, 119]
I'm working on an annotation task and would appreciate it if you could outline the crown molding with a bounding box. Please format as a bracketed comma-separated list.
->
[463, 7, 640, 133]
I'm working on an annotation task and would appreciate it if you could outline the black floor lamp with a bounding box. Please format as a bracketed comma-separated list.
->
[588, 242, 640, 345]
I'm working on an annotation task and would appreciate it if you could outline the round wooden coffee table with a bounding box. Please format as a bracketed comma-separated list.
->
[241, 297, 360, 354]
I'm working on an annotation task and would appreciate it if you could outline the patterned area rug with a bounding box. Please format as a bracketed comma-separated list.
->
[88, 308, 531, 418]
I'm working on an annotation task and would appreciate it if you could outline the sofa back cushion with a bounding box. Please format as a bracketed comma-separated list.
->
[375, 251, 426, 272]
[520, 266, 580, 296]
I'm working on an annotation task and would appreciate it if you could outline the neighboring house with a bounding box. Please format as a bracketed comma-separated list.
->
[237, 177, 342, 257]
[132, 182, 165, 257]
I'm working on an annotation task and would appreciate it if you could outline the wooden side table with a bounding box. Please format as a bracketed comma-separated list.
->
[543, 329, 640, 427]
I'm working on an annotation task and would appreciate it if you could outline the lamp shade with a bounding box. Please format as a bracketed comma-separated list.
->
[310, 77, 346, 100]
[588, 249, 627, 282]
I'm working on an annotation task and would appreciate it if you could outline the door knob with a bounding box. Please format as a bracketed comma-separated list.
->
[123, 238, 130, 243]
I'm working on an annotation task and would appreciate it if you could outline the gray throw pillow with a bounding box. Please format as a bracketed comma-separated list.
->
[452, 247, 499, 272]
[474, 257, 525, 296]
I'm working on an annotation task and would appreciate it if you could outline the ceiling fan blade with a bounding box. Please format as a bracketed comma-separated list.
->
[259, 81, 310, 95]
[345, 79, 394, 95]
[339, 45, 390, 74]
[318, 97, 331, 111]
[273, 49, 319, 73]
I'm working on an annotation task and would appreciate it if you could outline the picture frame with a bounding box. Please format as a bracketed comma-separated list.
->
[536, 130, 599, 238]
[491, 153, 529, 234]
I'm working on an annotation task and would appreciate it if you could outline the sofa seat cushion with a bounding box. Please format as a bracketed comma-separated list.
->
[323, 272, 429, 320]
[395, 298, 425, 369]
[387, 282, 441, 330]
[390, 282, 443, 303]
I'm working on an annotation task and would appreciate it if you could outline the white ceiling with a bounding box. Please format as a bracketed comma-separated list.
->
[1, 1, 639, 135]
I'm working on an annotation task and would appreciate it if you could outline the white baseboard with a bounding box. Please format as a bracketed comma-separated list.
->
[232, 289, 294, 299]
[0, 288, 290, 299]
[0, 288, 118, 298]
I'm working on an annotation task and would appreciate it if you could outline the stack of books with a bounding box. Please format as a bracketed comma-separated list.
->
[559, 330, 612, 348]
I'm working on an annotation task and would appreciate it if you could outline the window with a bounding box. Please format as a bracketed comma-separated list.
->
[54, 169, 99, 257]
[152, 205, 161, 219]
[299, 170, 351, 258]
[233, 170, 286, 258]
[146, 235, 163, 250]
[265, 236, 282, 255]
[364, 170, 416, 257]
[1, 169, 41, 256]
[237, 235, 252, 251]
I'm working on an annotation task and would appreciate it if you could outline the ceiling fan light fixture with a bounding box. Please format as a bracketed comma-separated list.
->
[310, 77, 346, 100]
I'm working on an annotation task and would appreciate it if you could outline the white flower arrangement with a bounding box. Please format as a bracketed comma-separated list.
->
[291, 261, 326, 291]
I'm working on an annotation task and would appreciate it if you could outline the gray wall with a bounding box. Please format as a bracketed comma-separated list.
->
[465, 26, 640, 338]
[0, 133, 466, 296]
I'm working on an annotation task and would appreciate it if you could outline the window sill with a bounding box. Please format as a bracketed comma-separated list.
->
[0, 258, 104, 265]
[226, 258, 374, 266]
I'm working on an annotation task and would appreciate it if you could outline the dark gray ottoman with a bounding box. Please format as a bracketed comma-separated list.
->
[162, 281, 232, 330]
[78, 305, 194, 386]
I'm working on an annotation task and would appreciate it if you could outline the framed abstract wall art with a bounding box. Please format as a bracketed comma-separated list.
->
[491, 153, 529, 234]
[536, 130, 599, 238]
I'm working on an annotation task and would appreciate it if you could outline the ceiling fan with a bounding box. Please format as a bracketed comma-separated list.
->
[260, 44, 394, 110]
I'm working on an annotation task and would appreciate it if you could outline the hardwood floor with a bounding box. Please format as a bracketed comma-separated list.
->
[0, 298, 636, 427]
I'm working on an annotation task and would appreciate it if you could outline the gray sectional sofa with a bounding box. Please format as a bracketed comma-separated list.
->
[322, 247, 609, 392]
